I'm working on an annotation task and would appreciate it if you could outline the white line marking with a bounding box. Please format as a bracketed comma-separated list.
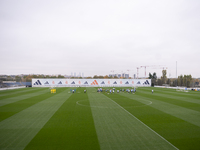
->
[108, 98, 179, 150]
[76, 100, 111, 108]
[76, 99, 152, 108]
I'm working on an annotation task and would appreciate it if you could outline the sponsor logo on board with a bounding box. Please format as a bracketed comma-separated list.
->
[33, 80, 42, 85]
[101, 81, 105, 84]
[44, 81, 49, 84]
[143, 80, 150, 85]
[91, 80, 98, 85]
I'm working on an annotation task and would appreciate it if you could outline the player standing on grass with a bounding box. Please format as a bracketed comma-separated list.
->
[152, 89, 154, 94]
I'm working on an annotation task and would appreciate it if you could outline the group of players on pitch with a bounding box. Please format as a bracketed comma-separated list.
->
[97, 88, 137, 94]
[71, 88, 153, 94]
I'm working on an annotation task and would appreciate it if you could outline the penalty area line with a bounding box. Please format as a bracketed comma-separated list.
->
[109, 98, 179, 150]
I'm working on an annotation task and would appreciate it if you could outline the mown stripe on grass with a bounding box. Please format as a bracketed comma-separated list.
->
[0, 88, 38, 98]
[117, 91, 200, 150]
[121, 91, 200, 128]
[25, 87, 100, 150]
[0, 88, 47, 101]
[138, 88, 200, 105]
[0, 87, 28, 94]
[138, 90, 200, 112]
[0, 88, 49, 107]
[88, 88, 178, 150]
[0, 88, 69, 150]
[0, 88, 65, 122]
[140, 87, 200, 99]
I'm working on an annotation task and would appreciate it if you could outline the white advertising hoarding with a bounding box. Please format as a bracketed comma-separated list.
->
[32, 79, 151, 87]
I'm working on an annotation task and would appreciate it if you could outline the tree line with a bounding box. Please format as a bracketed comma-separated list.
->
[149, 70, 198, 87]
[0, 74, 127, 83]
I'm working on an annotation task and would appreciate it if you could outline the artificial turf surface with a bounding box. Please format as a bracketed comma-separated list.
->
[0, 87, 200, 150]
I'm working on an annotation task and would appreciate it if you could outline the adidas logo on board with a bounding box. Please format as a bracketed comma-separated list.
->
[33, 80, 42, 85]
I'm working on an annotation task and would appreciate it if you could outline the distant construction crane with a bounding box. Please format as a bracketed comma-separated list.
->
[140, 66, 149, 77]
[110, 70, 115, 77]
[137, 65, 167, 78]
[127, 69, 135, 78]
[150, 65, 167, 70]
[137, 67, 140, 79]
[110, 70, 121, 78]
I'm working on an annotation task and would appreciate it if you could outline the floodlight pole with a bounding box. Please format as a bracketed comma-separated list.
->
[176, 61, 177, 87]
[186, 78, 187, 87]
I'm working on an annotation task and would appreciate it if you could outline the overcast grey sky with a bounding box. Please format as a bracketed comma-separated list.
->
[0, 0, 200, 78]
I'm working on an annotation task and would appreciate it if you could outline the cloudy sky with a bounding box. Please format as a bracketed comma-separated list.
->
[0, 0, 200, 78]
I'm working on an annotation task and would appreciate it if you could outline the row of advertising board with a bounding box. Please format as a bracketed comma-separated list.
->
[32, 79, 151, 87]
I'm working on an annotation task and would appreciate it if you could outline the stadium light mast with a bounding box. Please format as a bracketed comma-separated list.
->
[176, 61, 177, 87]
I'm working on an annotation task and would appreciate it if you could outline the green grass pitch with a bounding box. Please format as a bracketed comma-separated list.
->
[0, 87, 200, 150]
